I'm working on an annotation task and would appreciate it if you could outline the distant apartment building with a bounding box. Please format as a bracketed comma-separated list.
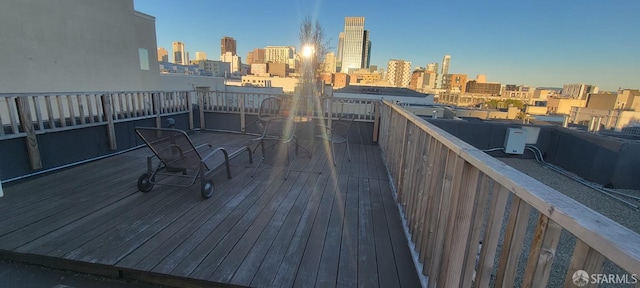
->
[250, 63, 267, 75]
[320, 73, 334, 85]
[267, 62, 288, 77]
[246, 48, 265, 64]
[562, 83, 599, 100]
[220, 36, 236, 56]
[387, 59, 411, 88]
[337, 32, 345, 70]
[323, 52, 337, 73]
[220, 51, 241, 73]
[265, 46, 296, 68]
[157, 47, 168, 62]
[240, 75, 299, 92]
[339, 17, 371, 73]
[547, 97, 587, 114]
[195, 51, 207, 61]
[466, 80, 501, 96]
[410, 68, 425, 91]
[502, 85, 534, 103]
[586, 89, 640, 111]
[441, 74, 468, 92]
[439, 55, 451, 88]
[348, 68, 381, 85]
[334, 73, 350, 88]
[195, 60, 230, 77]
[172, 41, 186, 64]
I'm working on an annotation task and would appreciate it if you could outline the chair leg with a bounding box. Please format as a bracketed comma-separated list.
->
[346, 140, 351, 162]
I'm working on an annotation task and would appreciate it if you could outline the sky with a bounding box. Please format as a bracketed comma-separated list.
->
[133, 0, 639, 91]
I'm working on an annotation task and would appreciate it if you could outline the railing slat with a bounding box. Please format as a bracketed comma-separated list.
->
[7, 96, 20, 133]
[439, 161, 481, 287]
[86, 94, 95, 123]
[67, 95, 75, 125]
[16, 96, 42, 169]
[474, 185, 510, 288]
[45, 95, 55, 129]
[56, 95, 66, 127]
[461, 173, 492, 288]
[523, 215, 562, 288]
[564, 239, 605, 288]
[410, 132, 431, 255]
[32, 96, 44, 131]
[77, 95, 85, 125]
[495, 197, 532, 288]
[418, 138, 445, 264]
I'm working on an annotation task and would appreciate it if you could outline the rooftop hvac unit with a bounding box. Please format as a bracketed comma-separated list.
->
[504, 128, 527, 154]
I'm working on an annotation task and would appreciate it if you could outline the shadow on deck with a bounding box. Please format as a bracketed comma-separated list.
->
[0, 131, 420, 288]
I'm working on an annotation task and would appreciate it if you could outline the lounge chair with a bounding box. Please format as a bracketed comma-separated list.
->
[135, 127, 252, 199]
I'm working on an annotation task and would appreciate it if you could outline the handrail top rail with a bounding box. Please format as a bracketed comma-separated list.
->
[382, 100, 640, 273]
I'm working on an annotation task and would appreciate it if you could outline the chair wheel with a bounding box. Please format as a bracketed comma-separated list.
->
[201, 180, 215, 199]
[137, 173, 154, 192]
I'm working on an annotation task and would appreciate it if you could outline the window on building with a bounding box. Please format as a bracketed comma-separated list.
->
[138, 48, 149, 70]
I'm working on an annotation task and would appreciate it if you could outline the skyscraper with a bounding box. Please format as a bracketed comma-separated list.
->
[195, 52, 207, 61]
[439, 55, 451, 88]
[157, 47, 168, 62]
[246, 48, 265, 64]
[387, 59, 412, 88]
[172, 41, 186, 64]
[221, 36, 236, 56]
[336, 32, 344, 70]
[339, 17, 371, 73]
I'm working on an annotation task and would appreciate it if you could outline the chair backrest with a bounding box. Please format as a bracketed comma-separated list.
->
[258, 97, 282, 121]
[332, 113, 358, 138]
[135, 127, 202, 169]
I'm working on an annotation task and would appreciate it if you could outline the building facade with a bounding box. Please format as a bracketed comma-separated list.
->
[442, 74, 468, 92]
[562, 83, 599, 99]
[172, 41, 186, 64]
[340, 17, 370, 73]
[265, 46, 295, 66]
[220, 36, 236, 56]
[220, 51, 241, 73]
[247, 48, 265, 64]
[387, 59, 412, 88]
[439, 55, 451, 88]
[195, 51, 207, 61]
[465, 80, 501, 95]
[323, 52, 337, 73]
[157, 47, 168, 62]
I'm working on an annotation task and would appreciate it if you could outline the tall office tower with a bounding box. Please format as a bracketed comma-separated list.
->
[157, 47, 168, 62]
[220, 36, 237, 56]
[387, 59, 412, 88]
[220, 51, 241, 73]
[246, 48, 265, 64]
[322, 52, 337, 73]
[336, 32, 345, 70]
[340, 17, 370, 73]
[426, 63, 438, 73]
[264, 46, 295, 65]
[439, 55, 451, 88]
[195, 52, 207, 61]
[172, 41, 186, 64]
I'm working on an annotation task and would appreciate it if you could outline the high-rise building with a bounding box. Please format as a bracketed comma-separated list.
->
[562, 83, 599, 100]
[157, 47, 168, 62]
[265, 46, 295, 65]
[221, 52, 241, 73]
[322, 52, 337, 73]
[439, 55, 451, 88]
[426, 63, 438, 73]
[387, 59, 412, 88]
[247, 48, 265, 64]
[195, 52, 207, 61]
[442, 74, 468, 92]
[172, 41, 186, 64]
[336, 32, 345, 70]
[221, 36, 236, 56]
[340, 17, 371, 73]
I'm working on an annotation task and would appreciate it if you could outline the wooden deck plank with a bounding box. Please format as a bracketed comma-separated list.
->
[122, 167, 267, 271]
[315, 174, 350, 287]
[379, 179, 422, 288]
[358, 177, 378, 288]
[208, 172, 314, 283]
[230, 174, 327, 286]
[0, 132, 421, 288]
[337, 176, 360, 287]
[248, 172, 329, 286]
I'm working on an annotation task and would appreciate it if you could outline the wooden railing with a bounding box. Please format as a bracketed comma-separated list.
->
[378, 100, 640, 287]
[0, 91, 191, 169]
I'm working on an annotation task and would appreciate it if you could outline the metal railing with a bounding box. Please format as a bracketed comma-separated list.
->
[378, 100, 640, 287]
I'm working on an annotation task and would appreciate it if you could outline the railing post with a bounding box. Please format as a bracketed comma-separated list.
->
[523, 214, 562, 287]
[372, 101, 380, 143]
[154, 92, 161, 128]
[495, 198, 531, 287]
[199, 91, 205, 129]
[101, 94, 117, 150]
[187, 91, 194, 130]
[564, 239, 605, 288]
[239, 93, 245, 131]
[16, 96, 42, 170]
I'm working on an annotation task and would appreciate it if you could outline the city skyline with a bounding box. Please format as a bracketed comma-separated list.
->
[133, 0, 639, 91]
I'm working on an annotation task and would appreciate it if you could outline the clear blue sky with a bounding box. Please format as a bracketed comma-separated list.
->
[134, 0, 639, 91]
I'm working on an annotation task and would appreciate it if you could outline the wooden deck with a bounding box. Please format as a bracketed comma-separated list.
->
[0, 131, 420, 288]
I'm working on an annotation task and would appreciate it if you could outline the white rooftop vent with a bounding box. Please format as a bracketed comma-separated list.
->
[504, 128, 527, 154]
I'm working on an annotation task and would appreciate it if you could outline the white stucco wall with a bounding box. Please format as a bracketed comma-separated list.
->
[0, 0, 160, 93]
